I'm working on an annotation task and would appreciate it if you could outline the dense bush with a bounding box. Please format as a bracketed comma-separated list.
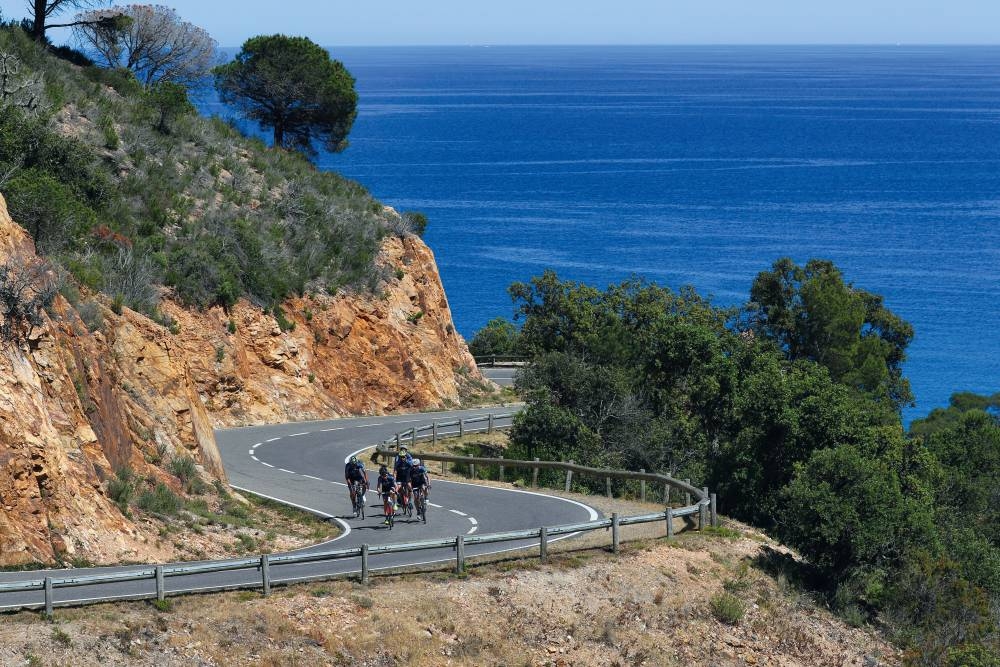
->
[503, 266, 998, 661]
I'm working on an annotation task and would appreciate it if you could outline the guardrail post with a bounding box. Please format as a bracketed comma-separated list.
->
[456, 535, 465, 573]
[684, 479, 691, 506]
[395, 433, 401, 449]
[606, 476, 612, 499]
[640, 469, 646, 503]
[469, 462, 476, 479]
[361, 544, 369, 583]
[432, 420, 438, 444]
[664, 483, 670, 504]
[409, 428, 416, 443]
[666, 508, 674, 539]
[459, 418, 464, 438]
[261, 554, 271, 596]
[155, 565, 165, 602]
[612, 512, 620, 554]
[699, 487, 709, 530]
[441, 458, 446, 475]
[711, 493, 718, 528]
[540, 526, 548, 562]
[488, 414, 494, 434]
[498, 455, 504, 482]
[44, 577, 53, 617]
[532, 458, 539, 488]
[565, 461, 574, 492]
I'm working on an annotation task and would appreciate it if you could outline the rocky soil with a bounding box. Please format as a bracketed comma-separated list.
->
[0, 517, 900, 666]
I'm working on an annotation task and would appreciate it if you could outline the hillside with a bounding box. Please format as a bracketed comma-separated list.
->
[0, 28, 489, 567]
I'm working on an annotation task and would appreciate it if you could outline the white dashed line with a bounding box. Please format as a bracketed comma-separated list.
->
[302, 475, 321, 481]
[248, 449, 254, 455]
[252, 443, 262, 449]
[468, 517, 478, 525]
[428, 502, 442, 508]
[320, 427, 344, 432]
[449, 509, 467, 517]
[355, 423, 382, 428]
[250, 456, 259, 462]
[288, 432, 308, 437]
[260, 462, 274, 468]
[266, 437, 280, 442]
[468, 526, 478, 534]
[278, 468, 294, 473]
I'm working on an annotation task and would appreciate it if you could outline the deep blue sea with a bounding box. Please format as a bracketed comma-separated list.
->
[200, 46, 1000, 421]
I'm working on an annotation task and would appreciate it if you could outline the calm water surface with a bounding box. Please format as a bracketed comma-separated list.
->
[203, 46, 1000, 421]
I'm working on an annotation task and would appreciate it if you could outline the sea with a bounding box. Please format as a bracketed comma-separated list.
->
[198, 46, 1000, 422]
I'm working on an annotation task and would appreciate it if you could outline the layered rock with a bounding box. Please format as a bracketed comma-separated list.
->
[0, 194, 480, 565]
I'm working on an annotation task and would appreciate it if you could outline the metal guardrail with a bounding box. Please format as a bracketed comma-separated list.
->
[2, 412, 718, 614]
[473, 355, 529, 367]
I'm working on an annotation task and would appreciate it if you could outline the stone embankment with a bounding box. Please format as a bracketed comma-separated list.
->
[0, 194, 480, 566]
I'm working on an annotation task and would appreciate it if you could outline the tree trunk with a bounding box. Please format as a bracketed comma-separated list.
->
[32, 0, 47, 42]
[273, 123, 284, 150]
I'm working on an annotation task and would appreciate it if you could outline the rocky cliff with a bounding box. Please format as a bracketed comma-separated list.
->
[0, 194, 481, 566]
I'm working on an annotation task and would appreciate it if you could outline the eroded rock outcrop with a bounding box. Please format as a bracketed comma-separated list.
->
[0, 194, 480, 565]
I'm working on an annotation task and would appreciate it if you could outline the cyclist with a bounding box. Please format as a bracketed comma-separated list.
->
[344, 455, 369, 509]
[410, 457, 431, 519]
[375, 465, 397, 524]
[394, 447, 414, 511]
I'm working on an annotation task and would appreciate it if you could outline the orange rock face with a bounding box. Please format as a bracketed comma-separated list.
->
[0, 195, 480, 566]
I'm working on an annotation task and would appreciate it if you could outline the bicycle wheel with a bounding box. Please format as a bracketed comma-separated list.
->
[419, 493, 427, 524]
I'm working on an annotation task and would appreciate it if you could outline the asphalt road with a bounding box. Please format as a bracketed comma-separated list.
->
[0, 407, 598, 611]
[481, 366, 517, 387]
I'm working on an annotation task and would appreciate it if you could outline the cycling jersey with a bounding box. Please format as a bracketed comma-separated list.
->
[345, 461, 366, 481]
[394, 455, 413, 483]
[376, 474, 396, 495]
[411, 467, 428, 487]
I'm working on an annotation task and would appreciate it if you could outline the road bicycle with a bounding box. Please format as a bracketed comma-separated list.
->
[350, 479, 366, 519]
[397, 483, 413, 519]
[413, 485, 428, 524]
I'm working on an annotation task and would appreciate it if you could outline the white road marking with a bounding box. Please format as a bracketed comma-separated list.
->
[251, 456, 259, 462]
[302, 475, 321, 481]
[266, 437, 280, 442]
[247, 449, 254, 456]
[278, 468, 294, 474]
[321, 427, 344, 432]
[288, 432, 308, 437]
[260, 462, 274, 468]
[467, 526, 478, 534]
[344, 445, 375, 463]
[252, 443, 262, 449]
[428, 502, 442, 508]
[355, 423, 382, 428]
[468, 517, 478, 525]
[449, 509, 467, 517]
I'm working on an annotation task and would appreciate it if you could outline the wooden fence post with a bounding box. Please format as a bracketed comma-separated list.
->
[532, 458, 539, 488]
[565, 461, 574, 492]
[711, 493, 718, 528]
[361, 544, 369, 583]
[395, 433, 401, 449]
[498, 455, 504, 482]
[606, 476, 612, 499]
[488, 414, 494, 434]
[155, 565, 165, 602]
[665, 508, 674, 539]
[700, 487, 709, 530]
[432, 420, 438, 444]
[456, 535, 465, 573]
[539, 526, 548, 563]
[441, 458, 446, 475]
[611, 512, 620, 554]
[459, 419, 464, 438]
[469, 463, 476, 479]
[261, 554, 271, 596]
[640, 469, 646, 503]
[684, 479, 691, 506]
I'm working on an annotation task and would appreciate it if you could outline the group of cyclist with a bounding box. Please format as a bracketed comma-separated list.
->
[344, 445, 431, 525]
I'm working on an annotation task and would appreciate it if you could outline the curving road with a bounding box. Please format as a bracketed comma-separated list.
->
[0, 407, 598, 611]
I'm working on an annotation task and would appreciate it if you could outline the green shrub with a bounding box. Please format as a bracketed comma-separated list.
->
[137, 483, 181, 515]
[168, 455, 198, 489]
[709, 592, 745, 625]
[107, 468, 135, 513]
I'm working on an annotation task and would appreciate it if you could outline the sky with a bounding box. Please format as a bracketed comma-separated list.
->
[1, 0, 999, 47]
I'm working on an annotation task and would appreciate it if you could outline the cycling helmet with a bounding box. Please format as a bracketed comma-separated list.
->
[399, 445, 408, 452]
[349, 455, 358, 463]
[412, 458, 421, 466]
[379, 465, 388, 475]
